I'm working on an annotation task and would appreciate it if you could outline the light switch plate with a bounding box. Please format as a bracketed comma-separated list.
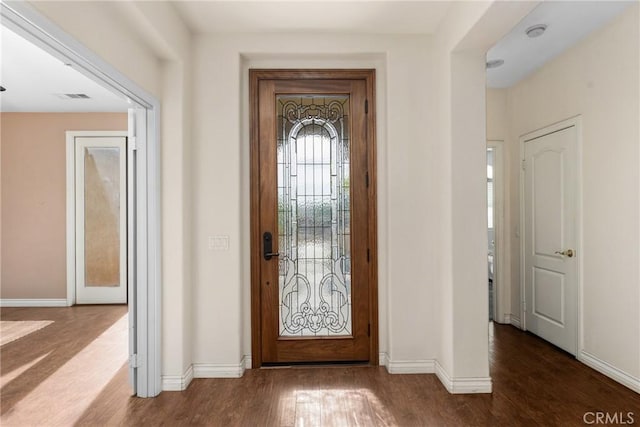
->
[208, 235, 229, 251]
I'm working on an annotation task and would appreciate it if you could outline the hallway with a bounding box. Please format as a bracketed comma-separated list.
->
[1, 305, 638, 426]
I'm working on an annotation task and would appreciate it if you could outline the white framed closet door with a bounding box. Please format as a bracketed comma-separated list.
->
[75, 136, 127, 304]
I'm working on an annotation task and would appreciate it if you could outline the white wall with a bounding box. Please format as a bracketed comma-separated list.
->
[432, 0, 537, 388]
[30, 1, 161, 98]
[190, 33, 441, 369]
[488, 3, 640, 387]
[486, 89, 508, 141]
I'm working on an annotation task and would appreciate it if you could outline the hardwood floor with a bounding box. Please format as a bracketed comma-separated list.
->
[1, 305, 128, 426]
[2, 306, 639, 426]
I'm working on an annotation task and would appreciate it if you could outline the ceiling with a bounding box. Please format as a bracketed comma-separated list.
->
[0, 25, 131, 113]
[487, 1, 633, 88]
[172, 1, 451, 34]
[0, 1, 634, 111]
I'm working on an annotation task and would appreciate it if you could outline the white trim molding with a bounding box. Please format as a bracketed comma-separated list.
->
[0, 299, 68, 307]
[379, 352, 389, 367]
[435, 361, 493, 394]
[193, 362, 246, 379]
[578, 351, 640, 394]
[65, 131, 128, 307]
[162, 357, 252, 391]
[386, 358, 435, 374]
[384, 358, 492, 394]
[504, 314, 522, 329]
[161, 365, 194, 392]
[242, 355, 252, 370]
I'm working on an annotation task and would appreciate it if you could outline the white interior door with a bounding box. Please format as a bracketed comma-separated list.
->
[523, 123, 578, 355]
[75, 136, 127, 304]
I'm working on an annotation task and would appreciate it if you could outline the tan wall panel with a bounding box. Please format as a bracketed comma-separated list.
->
[1, 113, 127, 299]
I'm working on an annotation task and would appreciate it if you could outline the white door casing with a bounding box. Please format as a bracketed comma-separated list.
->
[487, 141, 506, 324]
[74, 135, 128, 304]
[522, 118, 580, 355]
[127, 111, 138, 394]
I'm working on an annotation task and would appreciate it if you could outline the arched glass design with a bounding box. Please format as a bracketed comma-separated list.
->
[277, 95, 352, 337]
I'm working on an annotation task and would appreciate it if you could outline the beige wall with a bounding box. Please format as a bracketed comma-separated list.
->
[1, 113, 127, 299]
[488, 3, 640, 382]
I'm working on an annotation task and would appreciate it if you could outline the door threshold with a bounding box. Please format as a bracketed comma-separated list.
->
[261, 361, 371, 369]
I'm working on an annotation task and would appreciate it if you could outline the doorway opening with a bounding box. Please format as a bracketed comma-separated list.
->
[0, 2, 161, 397]
[487, 147, 496, 322]
[486, 141, 504, 324]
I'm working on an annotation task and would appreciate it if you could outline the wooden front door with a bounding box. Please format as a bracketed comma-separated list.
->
[250, 69, 377, 366]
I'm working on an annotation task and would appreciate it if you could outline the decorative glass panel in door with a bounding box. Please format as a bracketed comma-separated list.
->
[277, 95, 352, 337]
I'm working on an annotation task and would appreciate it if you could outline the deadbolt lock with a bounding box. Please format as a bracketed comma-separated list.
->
[263, 231, 280, 261]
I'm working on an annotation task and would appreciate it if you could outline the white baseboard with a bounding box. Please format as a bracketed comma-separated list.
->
[0, 299, 68, 307]
[435, 361, 492, 394]
[161, 355, 495, 395]
[242, 354, 252, 370]
[386, 358, 435, 374]
[578, 350, 640, 394]
[384, 357, 492, 394]
[193, 361, 245, 378]
[162, 365, 194, 391]
[504, 314, 522, 329]
[379, 352, 389, 367]
[162, 357, 249, 391]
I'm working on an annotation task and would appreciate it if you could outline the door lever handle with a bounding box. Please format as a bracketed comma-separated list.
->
[554, 249, 574, 258]
[263, 231, 280, 260]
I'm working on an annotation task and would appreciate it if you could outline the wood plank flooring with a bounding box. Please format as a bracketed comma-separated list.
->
[2, 305, 639, 426]
[1, 305, 128, 426]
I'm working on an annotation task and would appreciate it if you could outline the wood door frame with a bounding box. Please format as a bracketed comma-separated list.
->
[249, 69, 378, 368]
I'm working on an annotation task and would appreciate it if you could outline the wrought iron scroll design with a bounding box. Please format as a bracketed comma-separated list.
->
[279, 256, 350, 334]
[277, 95, 352, 337]
[281, 99, 345, 124]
